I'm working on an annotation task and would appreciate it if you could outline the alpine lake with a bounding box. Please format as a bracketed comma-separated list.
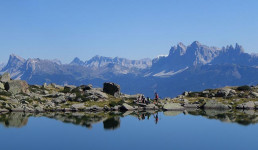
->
[1, 109, 258, 150]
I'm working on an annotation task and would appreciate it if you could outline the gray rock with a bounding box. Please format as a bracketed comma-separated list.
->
[24, 107, 35, 112]
[68, 93, 76, 100]
[0, 72, 10, 83]
[203, 100, 229, 109]
[0, 82, 5, 90]
[216, 88, 235, 97]
[183, 110, 188, 115]
[5, 80, 30, 94]
[182, 91, 189, 96]
[120, 103, 134, 111]
[45, 101, 55, 107]
[145, 104, 158, 110]
[43, 83, 47, 88]
[184, 103, 199, 108]
[85, 89, 108, 100]
[250, 92, 258, 98]
[52, 96, 67, 104]
[103, 82, 120, 97]
[237, 101, 255, 110]
[71, 103, 85, 110]
[163, 103, 184, 111]
[89, 105, 103, 111]
[0, 108, 9, 112]
[35, 106, 44, 112]
[111, 106, 120, 111]
[11, 107, 24, 112]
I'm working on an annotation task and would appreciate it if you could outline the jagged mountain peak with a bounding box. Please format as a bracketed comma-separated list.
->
[9, 54, 26, 63]
[190, 41, 202, 47]
[70, 57, 84, 65]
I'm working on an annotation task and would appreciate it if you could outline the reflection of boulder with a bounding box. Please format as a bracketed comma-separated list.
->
[0, 113, 29, 128]
[163, 111, 182, 116]
[204, 109, 229, 117]
[103, 117, 120, 130]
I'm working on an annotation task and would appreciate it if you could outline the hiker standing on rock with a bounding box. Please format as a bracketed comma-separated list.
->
[154, 92, 159, 104]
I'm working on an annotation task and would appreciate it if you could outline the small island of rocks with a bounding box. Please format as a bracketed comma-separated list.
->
[0, 72, 258, 114]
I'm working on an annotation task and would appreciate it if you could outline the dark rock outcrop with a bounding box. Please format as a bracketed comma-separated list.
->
[103, 82, 120, 97]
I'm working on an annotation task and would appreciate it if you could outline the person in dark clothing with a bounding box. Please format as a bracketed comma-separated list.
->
[154, 92, 159, 104]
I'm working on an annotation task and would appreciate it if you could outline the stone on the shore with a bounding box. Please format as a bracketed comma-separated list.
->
[120, 103, 134, 111]
[184, 103, 199, 108]
[183, 110, 188, 115]
[236, 101, 255, 110]
[5, 80, 30, 94]
[0, 72, 11, 83]
[163, 103, 184, 111]
[203, 100, 229, 109]
[103, 82, 120, 97]
[71, 103, 85, 110]
[145, 104, 158, 110]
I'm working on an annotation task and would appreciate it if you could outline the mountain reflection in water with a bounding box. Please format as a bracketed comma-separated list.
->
[0, 109, 258, 129]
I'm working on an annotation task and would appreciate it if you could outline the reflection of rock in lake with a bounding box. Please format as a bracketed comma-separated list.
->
[0, 113, 28, 128]
[103, 117, 120, 130]
[163, 111, 182, 116]
[188, 109, 258, 126]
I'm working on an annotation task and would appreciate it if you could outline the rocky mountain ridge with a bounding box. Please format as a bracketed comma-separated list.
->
[1, 41, 258, 97]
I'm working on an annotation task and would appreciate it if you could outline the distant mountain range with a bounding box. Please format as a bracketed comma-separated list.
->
[1, 41, 258, 97]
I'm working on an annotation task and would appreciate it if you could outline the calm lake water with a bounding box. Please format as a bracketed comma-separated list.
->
[0, 110, 258, 150]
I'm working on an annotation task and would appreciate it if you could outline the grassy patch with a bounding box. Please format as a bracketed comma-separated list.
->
[0, 96, 7, 101]
[0, 91, 12, 97]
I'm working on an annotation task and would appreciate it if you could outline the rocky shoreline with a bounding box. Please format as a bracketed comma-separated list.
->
[1, 72, 258, 113]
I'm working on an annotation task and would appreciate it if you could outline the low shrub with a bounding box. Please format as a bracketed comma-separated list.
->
[237, 85, 251, 91]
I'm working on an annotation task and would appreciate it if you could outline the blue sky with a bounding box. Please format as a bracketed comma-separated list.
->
[0, 0, 258, 63]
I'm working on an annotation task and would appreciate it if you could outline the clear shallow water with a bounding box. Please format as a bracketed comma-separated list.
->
[0, 110, 258, 150]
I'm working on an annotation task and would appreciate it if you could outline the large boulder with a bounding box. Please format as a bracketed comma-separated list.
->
[216, 88, 236, 97]
[203, 100, 230, 110]
[236, 101, 255, 110]
[71, 103, 85, 110]
[5, 80, 29, 94]
[120, 103, 134, 111]
[85, 89, 108, 100]
[163, 103, 184, 111]
[103, 82, 120, 97]
[0, 72, 11, 83]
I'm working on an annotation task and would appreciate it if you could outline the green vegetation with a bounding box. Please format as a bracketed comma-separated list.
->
[0, 91, 12, 97]
[0, 96, 7, 101]
[237, 85, 251, 91]
[109, 100, 124, 107]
